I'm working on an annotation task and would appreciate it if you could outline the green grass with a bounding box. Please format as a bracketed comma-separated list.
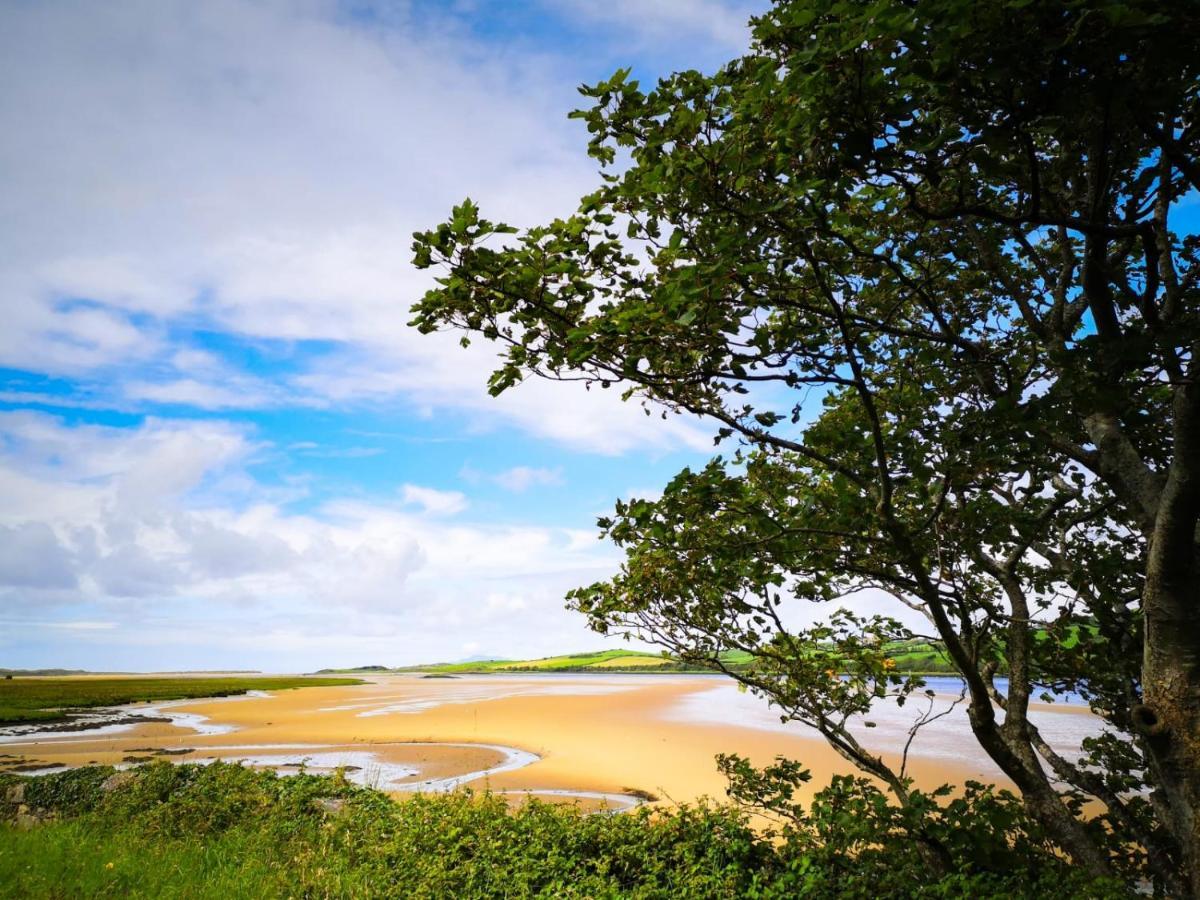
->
[397, 648, 767, 675]
[399, 649, 671, 674]
[0, 676, 363, 725]
[0, 763, 1119, 899]
[0, 763, 782, 899]
[397, 644, 952, 676]
[384, 627, 1091, 679]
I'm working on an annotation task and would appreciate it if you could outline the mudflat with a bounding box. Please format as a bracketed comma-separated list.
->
[0, 674, 1089, 809]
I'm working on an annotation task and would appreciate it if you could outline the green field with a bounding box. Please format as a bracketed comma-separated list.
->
[402, 649, 673, 673]
[335, 630, 1085, 679]
[389, 643, 953, 676]
[0, 676, 364, 725]
[391, 648, 750, 675]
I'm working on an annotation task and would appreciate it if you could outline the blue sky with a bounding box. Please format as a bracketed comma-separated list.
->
[0, 0, 767, 671]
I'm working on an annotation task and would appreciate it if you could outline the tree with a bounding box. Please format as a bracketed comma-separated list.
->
[411, 1, 1200, 893]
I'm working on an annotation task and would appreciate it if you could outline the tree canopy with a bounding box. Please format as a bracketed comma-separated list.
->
[411, 1, 1200, 894]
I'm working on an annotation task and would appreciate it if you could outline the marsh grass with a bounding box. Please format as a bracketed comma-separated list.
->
[0, 676, 363, 724]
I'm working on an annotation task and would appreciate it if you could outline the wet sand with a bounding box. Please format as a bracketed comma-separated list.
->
[1, 674, 1095, 810]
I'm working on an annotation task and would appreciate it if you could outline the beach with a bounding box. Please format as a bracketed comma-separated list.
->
[0, 673, 1101, 811]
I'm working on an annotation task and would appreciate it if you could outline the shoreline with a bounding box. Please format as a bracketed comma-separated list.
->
[1, 673, 1098, 811]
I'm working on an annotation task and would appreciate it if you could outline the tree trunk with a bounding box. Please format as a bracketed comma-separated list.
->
[1140, 380, 1200, 897]
[1141, 576, 1200, 898]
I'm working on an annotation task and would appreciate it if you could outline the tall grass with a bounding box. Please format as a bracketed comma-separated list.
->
[0, 676, 363, 724]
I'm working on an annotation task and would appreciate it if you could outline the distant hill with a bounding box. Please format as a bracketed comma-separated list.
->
[393, 640, 957, 676]
[394, 649, 756, 675]
[313, 637, 972, 677]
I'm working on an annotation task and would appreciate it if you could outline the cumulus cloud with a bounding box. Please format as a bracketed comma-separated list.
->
[0, 523, 79, 589]
[0, 0, 759, 669]
[400, 484, 469, 516]
[0, 411, 622, 666]
[0, 0, 717, 455]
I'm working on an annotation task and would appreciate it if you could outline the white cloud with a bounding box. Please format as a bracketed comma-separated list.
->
[552, 0, 760, 52]
[0, 0, 724, 456]
[0, 0, 760, 669]
[123, 378, 280, 411]
[400, 483, 468, 516]
[0, 523, 78, 589]
[0, 412, 624, 666]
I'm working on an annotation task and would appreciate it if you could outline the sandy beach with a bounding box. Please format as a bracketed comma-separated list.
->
[1, 673, 1099, 812]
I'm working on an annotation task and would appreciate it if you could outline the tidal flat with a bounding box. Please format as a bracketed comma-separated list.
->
[0, 673, 1100, 811]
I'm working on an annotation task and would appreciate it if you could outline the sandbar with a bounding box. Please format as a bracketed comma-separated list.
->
[0, 674, 1097, 811]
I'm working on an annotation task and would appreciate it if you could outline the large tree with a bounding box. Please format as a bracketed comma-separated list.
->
[411, 1, 1200, 894]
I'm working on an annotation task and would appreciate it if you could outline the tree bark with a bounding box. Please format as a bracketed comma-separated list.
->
[1140, 376, 1200, 897]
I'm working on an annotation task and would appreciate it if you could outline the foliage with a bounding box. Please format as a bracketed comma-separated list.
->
[0, 676, 363, 724]
[0, 763, 1121, 898]
[410, 0, 1200, 893]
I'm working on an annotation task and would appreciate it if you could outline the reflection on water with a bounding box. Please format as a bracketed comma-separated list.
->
[669, 677, 1107, 777]
[320, 677, 645, 718]
[182, 741, 539, 791]
[12, 737, 648, 813]
[1, 672, 1111, 794]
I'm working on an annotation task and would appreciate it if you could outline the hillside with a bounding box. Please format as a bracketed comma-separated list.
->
[396, 649, 697, 674]
[398, 645, 956, 676]
[325, 630, 1090, 680]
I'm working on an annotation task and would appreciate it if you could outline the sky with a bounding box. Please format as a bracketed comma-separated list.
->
[0, 0, 770, 672]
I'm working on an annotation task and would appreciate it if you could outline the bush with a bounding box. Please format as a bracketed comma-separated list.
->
[0, 763, 1127, 898]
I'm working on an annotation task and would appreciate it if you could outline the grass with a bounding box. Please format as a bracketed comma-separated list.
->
[591, 655, 675, 668]
[367, 628, 1089, 679]
[396, 644, 954, 676]
[0, 676, 363, 725]
[0, 762, 1119, 899]
[0, 763, 782, 899]
[398, 649, 674, 674]
[397, 648, 767, 675]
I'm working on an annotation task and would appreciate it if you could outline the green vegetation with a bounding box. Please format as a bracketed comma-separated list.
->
[0, 763, 1121, 899]
[401, 649, 682, 674]
[400, 644, 954, 676]
[0, 676, 363, 725]
[411, 0, 1199, 890]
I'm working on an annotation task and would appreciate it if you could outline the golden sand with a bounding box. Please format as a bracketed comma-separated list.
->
[3, 674, 1009, 809]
